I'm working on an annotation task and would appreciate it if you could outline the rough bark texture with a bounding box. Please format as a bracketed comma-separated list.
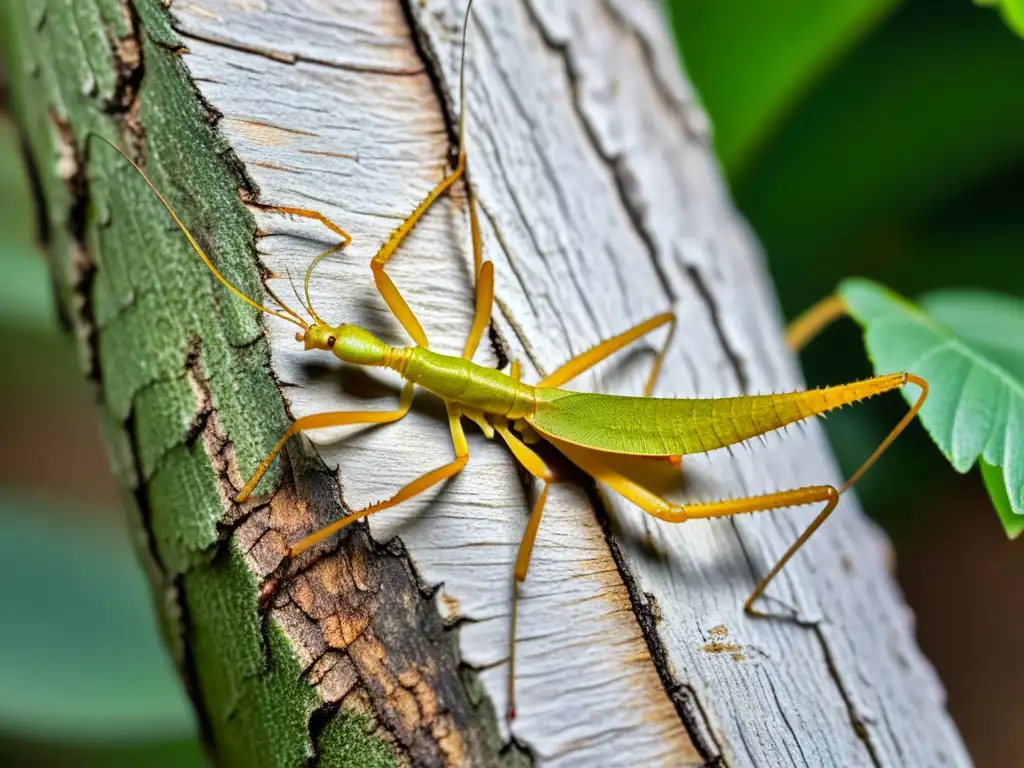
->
[0, 0, 970, 766]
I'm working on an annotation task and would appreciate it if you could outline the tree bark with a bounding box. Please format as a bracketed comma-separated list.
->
[0, 0, 970, 766]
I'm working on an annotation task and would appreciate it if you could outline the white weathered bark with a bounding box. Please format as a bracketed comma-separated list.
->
[170, 1, 969, 765]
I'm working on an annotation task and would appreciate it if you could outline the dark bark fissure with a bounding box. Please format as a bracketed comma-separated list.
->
[583, 479, 724, 767]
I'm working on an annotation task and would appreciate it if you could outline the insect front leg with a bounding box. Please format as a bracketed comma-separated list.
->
[237, 382, 415, 502]
[255, 203, 352, 248]
[284, 404, 470, 559]
[369, 115, 472, 349]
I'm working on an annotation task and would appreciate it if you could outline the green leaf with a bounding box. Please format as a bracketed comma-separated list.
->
[838, 278, 1024, 533]
[976, 0, 1024, 38]
[981, 459, 1024, 539]
[667, 0, 897, 176]
[0, 492, 196, 742]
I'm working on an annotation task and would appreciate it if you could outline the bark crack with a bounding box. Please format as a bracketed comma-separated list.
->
[520, 0, 751, 395]
[809, 625, 883, 768]
[684, 263, 750, 393]
[172, 26, 426, 77]
[586, 489, 724, 766]
[519, 0, 674, 303]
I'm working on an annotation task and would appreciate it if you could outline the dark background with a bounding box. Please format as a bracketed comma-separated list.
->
[0, 0, 1020, 764]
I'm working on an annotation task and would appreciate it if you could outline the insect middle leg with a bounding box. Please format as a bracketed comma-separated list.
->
[538, 312, 679, 462]
[493, 421, 560, 719]
[284, 404, 470, 558]
[236, 383, 416, 502]
[538, 312, 677, 397]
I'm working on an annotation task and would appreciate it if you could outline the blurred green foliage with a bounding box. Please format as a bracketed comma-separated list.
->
[0, 494, 194, 740]
[976, 0, 1024, 38]
[670, 0, 898, 176]
[2, 0, 1023, 761]
[0, 493, 206, 766]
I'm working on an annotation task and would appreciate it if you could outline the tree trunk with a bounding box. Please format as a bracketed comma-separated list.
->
[0, 0, 971, 766]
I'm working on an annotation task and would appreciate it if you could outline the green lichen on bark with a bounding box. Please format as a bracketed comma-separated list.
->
[0, 0, 459, 765]
[0, 0, 339, 764]
[317, 710, 397, 768]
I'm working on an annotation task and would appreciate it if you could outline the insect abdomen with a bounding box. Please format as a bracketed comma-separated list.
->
[528, 373, 908, 455]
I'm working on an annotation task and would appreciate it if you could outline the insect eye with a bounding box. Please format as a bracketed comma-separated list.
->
[327, 336, 336, 348]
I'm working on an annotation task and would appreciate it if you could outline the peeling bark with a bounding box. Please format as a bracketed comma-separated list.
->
[0, 0, 970, 766]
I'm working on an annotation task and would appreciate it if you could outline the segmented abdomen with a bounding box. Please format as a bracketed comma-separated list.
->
[527, 374, 907, 456]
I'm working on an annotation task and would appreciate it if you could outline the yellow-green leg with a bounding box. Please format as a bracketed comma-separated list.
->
[538, 312, 677, 397]
[494, 421, 559, 720]
[285, 405, 470, 558]
[256, 203, 352, 248]
[237, 382, 416, 502]
[785, 293, 847, 351]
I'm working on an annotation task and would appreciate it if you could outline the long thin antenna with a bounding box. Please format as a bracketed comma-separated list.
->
[94, 135, 307, 330]
[458, 0, 484, 277]
[303, 244, 345, 326]
[263, 279, 307, 325]
[458, 0, 475, 144]
[284, 265, 313, 319]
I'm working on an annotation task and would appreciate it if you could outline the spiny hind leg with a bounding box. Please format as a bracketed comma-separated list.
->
[237, 382, 415, 502]
[548, 436, 840, 616]
[494, 422, 560, 720]
[672, 375, 924, 614]
[284, 405, 470, 558]
[538, 312, 676, 397]
[256, 203, 352, 248]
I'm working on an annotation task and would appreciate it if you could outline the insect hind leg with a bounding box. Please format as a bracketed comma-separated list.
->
[546, 434, 840, 615]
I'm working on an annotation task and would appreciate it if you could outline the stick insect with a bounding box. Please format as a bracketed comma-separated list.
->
[100, 0, 926, 720]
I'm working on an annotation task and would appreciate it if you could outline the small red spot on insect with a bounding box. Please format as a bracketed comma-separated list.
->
[508, 705, 517, 720]
[327, 335, 336, 348]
